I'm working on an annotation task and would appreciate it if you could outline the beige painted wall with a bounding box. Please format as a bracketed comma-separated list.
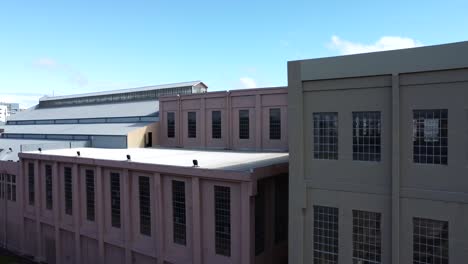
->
[127, 122, 159, 148]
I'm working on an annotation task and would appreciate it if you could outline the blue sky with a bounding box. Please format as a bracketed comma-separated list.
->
[1, 0, 467, 107]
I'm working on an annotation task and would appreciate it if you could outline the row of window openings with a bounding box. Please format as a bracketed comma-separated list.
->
[167, 108, 282, 140]
[313, 109, 448, 165]
[313, 205, 448, 264]
[27, 164, 232, 257]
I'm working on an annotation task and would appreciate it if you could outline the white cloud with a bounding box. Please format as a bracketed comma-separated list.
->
[33, 57, 88, 87]
[329, 35, 423, 55]
[239, 77, 257, 89]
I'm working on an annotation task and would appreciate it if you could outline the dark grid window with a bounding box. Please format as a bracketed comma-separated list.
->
[139, 176, 151, 236]
[215, 185, 231, 257]
[239, 110, 250, 139]
[313, 112, 338, 160]
[45, 165, 53, 210]
[0, 174, 3, 199]
[167, 112, 175, 138]
[188, 111, 197, 138]
[313, 205, 339, 264]
[275, 175, 288, 244]
[255, 183, 265, 256]
[2, 174, 16, 202]
[353, 111, 381, 162]
[85, 170, 95, 221]
[413, 217, 448, 264]
[352, 210, 382, 264]
[413, 109, 448, 165]
[28, 163, 35, 205]
[172, 180, 186, 245]
[110, 172, 121, 228]
[212, 111, 222, 139]
[269, 108, 281, 140]
[64, 167, 73, 215]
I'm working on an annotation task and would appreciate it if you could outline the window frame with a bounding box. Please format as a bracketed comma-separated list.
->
[269, 108, 281, 140]
[64, 166, 73, 215]
[413, 109, 448, 165]
[188, 111, 197, 138]
[211, 110, 222, 139]
[110, 172, 121, 228]
[85, 169, 96, 222]
[172, 180, 187, 245]
[45, 164, 53, 210]
[352, 111, 382, 162]
[313, 112, 339, 160]
[239, 109, 250, 140]
[167, 112, 175, 138]
[139, 176, 151, 236]
[214, 185, 231, 257]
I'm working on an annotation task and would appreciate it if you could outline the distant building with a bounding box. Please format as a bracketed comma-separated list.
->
[288, 41, 468, 264]
[0, 105, 8, 123]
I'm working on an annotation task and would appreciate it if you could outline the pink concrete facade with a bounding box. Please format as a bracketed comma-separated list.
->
[0, 153, 288, 264]
[159, 87, 288, 151]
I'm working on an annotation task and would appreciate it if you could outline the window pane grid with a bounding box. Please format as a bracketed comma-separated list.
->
[352, 210, 382, 264]
[167, 112, 175, 138]
[413, 217, 449, 264]
[313, 205, 339, 264]
[215, 186, 231, 257]
[64, 167, 73, 215]
[85, 170, 95, 221]
[353, 111, 381, 162]
[239, 110, 250, 139]
[110, 173, 121, 228]
[28, 163, 35, 205]
[172, 180, 186, 245]
[188, 112, 197, 138]
[313, 113, 338, 160]
[45, 165, 53, 210]
[212, 111, 222, 139]
[269, 108, 281, 140]
[413, 109, 448, 165]
[139, 176, 151, 236]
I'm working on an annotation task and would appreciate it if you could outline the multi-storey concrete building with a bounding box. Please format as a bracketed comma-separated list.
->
[0, 86, 289, 264]
[288, 41, 468, 263]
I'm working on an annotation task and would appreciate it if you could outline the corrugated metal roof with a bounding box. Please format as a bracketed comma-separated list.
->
[8, 100, 158, 121]
[31, 147, 289, 172]
[40, 81, 205, 102]
[0, 139, 88, 161]
[2, 122, 151, 136]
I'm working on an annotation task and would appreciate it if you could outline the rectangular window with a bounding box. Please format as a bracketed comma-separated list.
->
[110, 172, 121, 228]
[139, 176, 151, 236]
[2, 174, 16, 202]
[413, 109, 448, 165]
[188, 111, 197, 138]
[269, 108, 281, 140]
[313, 112, 338, 160]
[215, 185, 231, 256]
[86, 170, 95, 221]
[64, 167, 73, 215]
[28, 163, 35, 205]
[352, 210, 382, 264]
[212, 110, 222, 139]
[413, 217, 448, 264]
[275, 175, 288, 244]
[45, 165, 53, 210]
[313, 205, 338, 264]
[353, 111, 381, 162]
[172, 180, 186, 245]
[239, 110, 250, 139]
[167, 112, 175, 138]
[255, 183, 265, 256]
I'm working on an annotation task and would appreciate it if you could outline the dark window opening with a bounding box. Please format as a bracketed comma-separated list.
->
[313, 205, 338, 264]
[239, 110, 250, 139]
[45, 165, 53, 210]
[413, 109, 448, 165]
[86, 170, 95, 221]
[313, 112, 338, 160]
[64, 167, 73, 215]
[28, 163, 35, 205]
[167, 112, 175, 138]
[352, 210, 382, 263]
[255, 182, 265, 256]
[172, 180, 186, 245]
[215, 185, 231, 256]
[139, 176, 151, 236]
[275, 175, 288, 244]
[413, 217, 448, 264]
[212, 111, 222, 139]
[110, 172, 121, 228]
[353, 111, 381, 162]
[188, 112, 197, 138]
[269, 108, 281, 140]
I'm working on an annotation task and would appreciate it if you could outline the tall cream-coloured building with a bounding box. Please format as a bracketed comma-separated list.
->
[288, 41, 468, 264]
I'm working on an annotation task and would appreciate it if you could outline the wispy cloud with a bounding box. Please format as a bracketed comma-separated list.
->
[33, 57, 88, 87]
[329, 35, 423, 55]
[239, 77, 257, 89]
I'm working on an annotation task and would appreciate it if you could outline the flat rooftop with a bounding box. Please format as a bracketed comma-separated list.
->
[28, 147, 289, 172]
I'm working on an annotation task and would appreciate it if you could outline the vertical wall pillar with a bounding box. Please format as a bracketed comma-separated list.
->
[200, 98, 206, 148]
[191, 177, 202, 264]
[154, 173, 165, 264]
[122, 169, 132, 264]
[178, 96, 182, 148]
[72, 164, 81, 264]
[391, 73, 401, 263]
[53, 162, 62, 264]
[33, 160, 43, 262]
[255, 94, 262, 151]
[241, 181, 254, 264]
[96, 166, 105, 263]
[226, 92, 232, 149]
